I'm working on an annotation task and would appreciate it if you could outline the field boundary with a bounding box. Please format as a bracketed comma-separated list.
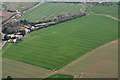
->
[60, 40, 118, 68]
[51, 40, 118, 78]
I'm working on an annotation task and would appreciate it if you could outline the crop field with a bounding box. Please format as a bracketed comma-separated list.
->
[3, 2, 38, 11]
[91, 5, 118, 18]
[44, 74, 74, 80]
[20, 3, 82, 22]
[2, 58, 53, 78]
[3, 15, 118, 70]
[56, 40, 118, 78]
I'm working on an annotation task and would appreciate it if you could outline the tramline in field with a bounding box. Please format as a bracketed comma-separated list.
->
[20, 3, 83, 22]
[3, 15, 118, 70]
[2, 1, 119, 78]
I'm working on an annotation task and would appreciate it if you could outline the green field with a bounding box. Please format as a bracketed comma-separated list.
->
[20, 3, 82, 22]
[3, 15, 118, 70]
[91, 5, 118, 18]
[44, 74, 74, 80]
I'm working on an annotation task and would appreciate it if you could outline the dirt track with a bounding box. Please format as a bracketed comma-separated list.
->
[95, 14, 120, 21]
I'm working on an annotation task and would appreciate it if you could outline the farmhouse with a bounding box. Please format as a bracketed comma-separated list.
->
[31, 26, 36, 31]
[4, 33, 23, 43]
[5, 34, 15, 39]
[7, 39, 17, 43]
[24, 28, 31, 33]
[14, 35, 23, 39]
[35, 23, 48, 26]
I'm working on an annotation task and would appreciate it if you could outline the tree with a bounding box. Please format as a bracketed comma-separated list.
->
[1, 76, 13, 80]
[19, 20, 24, 24]
[4, 35, 10, 40]
[6, 76, 13, 80]
[23, 19, 28, 25]
[2, 21, 20, 34]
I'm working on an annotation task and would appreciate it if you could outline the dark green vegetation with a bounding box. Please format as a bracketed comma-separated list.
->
[21, 3, 82, 22]
[44, 74, 74, 80]
[3, 15, 118, 70]
[91, 5, 118, 18]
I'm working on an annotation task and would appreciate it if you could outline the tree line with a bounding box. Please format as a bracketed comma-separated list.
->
[2, 12, 86, 35]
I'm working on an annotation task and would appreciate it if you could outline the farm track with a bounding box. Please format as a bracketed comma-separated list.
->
[95, 14, 120, 21]
[87, 4, 119, 21]
[80, 4, 85, 13]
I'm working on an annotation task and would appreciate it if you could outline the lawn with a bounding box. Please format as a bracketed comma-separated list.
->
[91, 5, 118, 18]
[20, 3, 82, 22]
[3, 15, 118, 70]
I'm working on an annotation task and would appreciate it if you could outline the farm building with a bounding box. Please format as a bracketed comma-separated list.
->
[7, 38, 17, 43]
